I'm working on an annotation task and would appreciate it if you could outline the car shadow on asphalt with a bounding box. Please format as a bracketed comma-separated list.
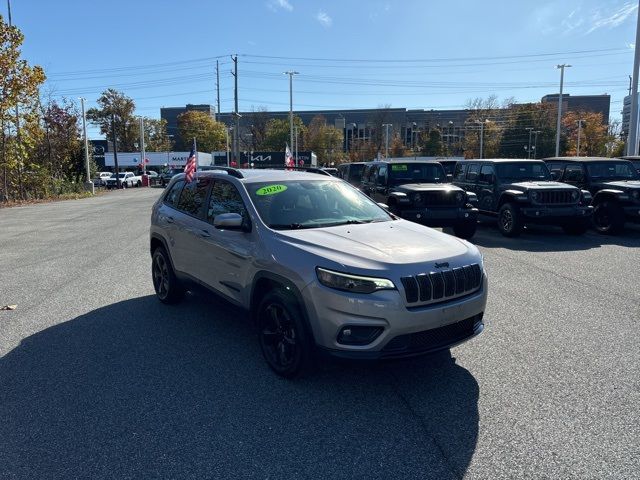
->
[466, 221, 640, 252]
[0, 292, 479, 479]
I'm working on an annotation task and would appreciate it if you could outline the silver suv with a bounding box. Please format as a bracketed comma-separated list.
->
[150, 168, 488, 377]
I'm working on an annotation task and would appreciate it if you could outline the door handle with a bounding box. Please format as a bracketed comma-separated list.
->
[198, 229, 211, 238]
[166, 216, 174, 224]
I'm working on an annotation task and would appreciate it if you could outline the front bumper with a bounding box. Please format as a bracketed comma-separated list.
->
[520, 204, 592, 223]
[302, 274, 488, 359]
[399, 206, 478, 227]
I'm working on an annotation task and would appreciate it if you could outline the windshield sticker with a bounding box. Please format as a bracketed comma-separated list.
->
[256, 184, 288, 196]
[391, 164, 408, 171]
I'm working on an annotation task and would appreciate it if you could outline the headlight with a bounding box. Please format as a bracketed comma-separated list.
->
[632, 190, 640, 200]
[316, 267, 396, 294]
[571, 190, 579, 201]
[455, 192, 464, 203]
[530, 191, 539, 201]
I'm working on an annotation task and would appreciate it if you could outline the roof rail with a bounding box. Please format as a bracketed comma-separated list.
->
[200, 166, 244, 178]
[257, 166, 332, 176]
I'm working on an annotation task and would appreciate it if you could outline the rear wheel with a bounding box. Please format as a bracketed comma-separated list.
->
[593, 200, 625, 235]
[151, 246, 184, 304]
[497, 202, 523, 237]
[257, 289, 314, 378]
[453, 221, 477, 240]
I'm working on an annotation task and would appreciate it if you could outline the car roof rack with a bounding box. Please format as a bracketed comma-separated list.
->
[200, 166, 244, 178]
[256, 166, 332, 176]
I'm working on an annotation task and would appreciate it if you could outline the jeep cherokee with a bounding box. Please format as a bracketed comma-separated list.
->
[360, 160, 479, 239]
[453, 159, 592, 237]
[150, 168, 488, 377]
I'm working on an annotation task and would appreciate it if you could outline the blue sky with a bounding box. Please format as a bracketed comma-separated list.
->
[12, 0, 640, 137]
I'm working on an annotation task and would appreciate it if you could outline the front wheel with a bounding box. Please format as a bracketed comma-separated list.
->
[497, 202, 523, 237]
[593, 201, 625, 235]
[453, 221, 477, 240]
[257, 289, 314, 378]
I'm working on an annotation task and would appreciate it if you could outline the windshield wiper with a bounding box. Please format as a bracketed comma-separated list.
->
[268, 223, 315, 230]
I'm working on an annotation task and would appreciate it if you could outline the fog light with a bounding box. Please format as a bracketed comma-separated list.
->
[464, 213, 469, 218]
[536, 211, 540, 216]
[337, 326, 384, 345]
[416, 213, 421, 219]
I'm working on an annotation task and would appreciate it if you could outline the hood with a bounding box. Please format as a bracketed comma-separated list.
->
[594, 180, 640, 190]
[393, 183, 463, 193]
[273, 220, 475, 271]
[505, 181, 577, 191]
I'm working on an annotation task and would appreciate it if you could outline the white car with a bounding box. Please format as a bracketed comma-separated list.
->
[105, 172, 142, 189]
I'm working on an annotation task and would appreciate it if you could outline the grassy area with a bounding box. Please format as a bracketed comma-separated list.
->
[0, 190, 103, 209]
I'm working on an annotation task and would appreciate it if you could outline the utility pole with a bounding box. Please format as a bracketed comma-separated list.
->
[231, 55, 239, 166]
[284, 71, 299, 154]
[628, 2, 640, 155]
[216, 60, 221, 118]
[526, 127, 534, 159]
[7, 0, 23, 198]
[225, 127, 230, 166]
[139, 116, 146, 176]
[293, 126, 298, 164]
[555, 64, 571, 157]
[576, 120, 584, 157]
[79, 98, 94, 193]
[382, 123, 392, 158]
[476, 120, 488, 159]
[111, 114, 121, 189]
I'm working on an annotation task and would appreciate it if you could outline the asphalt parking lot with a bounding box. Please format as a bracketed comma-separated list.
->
[1, 187, 639, 479]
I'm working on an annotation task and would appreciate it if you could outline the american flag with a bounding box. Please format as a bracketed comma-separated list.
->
[285, 143, 294, 169]
[184, 139, 197, 182]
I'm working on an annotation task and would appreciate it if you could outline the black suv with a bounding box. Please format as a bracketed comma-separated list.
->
[453, 159, 592, 237]
[360, 160, 478, 239]
[545, 157, 640, 234]
[337, 162, 366, 188]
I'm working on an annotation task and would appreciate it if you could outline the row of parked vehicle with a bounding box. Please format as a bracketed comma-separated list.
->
[93, 169, 184, 189]
[336, 156, 640, 238]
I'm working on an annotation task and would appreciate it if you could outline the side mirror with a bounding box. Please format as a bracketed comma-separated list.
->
[550, 170, 561, 181]
[446, 174, 453, 182]
[377, 202, 390, 210]
[214, 213, 244, 230]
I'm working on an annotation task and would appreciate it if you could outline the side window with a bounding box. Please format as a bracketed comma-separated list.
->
[479, 165, 495, 184]
[377, 165, 388, 184]
[176, 178, 211, 217]
[164, 180, 185, 207]
[454, 163, 467, 181]
[365, 166, 377, 184]
[564, 164, 585, 183]
[466, 164, 480, 182]
[207, 180, 248, 223]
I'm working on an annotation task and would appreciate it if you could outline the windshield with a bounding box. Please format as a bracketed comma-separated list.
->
[586, 162, 639, 180]
[495, 162, 551, 182]
[389, 163, 446, 184]
[247, 180, 392, 230]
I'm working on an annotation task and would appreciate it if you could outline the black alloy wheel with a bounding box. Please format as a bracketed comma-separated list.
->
[151, 247, 184, 304]
[593, 201, 625, 235]
[498, 203, 523, 237]
[257, 290, 313, 378]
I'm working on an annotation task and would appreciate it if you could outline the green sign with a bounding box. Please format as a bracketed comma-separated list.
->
[256, 184, 288, 196]
[391, 164, 408, 171]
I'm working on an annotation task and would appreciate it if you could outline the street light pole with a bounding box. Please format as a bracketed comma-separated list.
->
[628, 2, 640, 155]
[79, 98, 94, 193]
[382, 123, 392, 158]
[533, 130, 541, 159]
[555, 64, 571, 156]
[284, 71, 299, 153]
[526, 127, 533, 159]
[139, 116, 146, 176]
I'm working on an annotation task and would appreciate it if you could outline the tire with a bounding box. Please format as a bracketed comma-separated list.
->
[136, 180, 142, 187]
[593, 200, 625, 235]
[562, 220, 589, 235]
[453, 221, 477, 240]
[122, 182, 127, 189]
[257, 289, 314, 378]
[497, 202, 523, 237]
[151, 246, 184, 304]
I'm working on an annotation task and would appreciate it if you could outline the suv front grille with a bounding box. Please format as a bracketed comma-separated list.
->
[400, 264, 482, 305]
[535, 190, 575, 204]
[415, 191, 462, 207]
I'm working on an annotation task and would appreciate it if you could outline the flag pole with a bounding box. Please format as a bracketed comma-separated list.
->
[194, 137, 198, 180]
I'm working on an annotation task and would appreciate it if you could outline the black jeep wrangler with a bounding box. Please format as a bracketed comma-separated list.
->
[545, 157, 640, 235]
[360, 160, 478, 239]
[453, 159, 592, 237]
[337, 162, 366, 188]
